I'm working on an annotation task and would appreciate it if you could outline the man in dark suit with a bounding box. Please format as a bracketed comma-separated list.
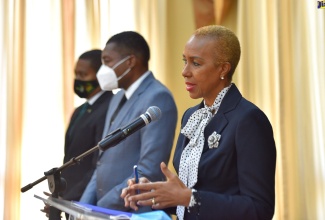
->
[42, 50, 114, 219]
[60, 50, 113, 203]
[80, 31, 178, 213]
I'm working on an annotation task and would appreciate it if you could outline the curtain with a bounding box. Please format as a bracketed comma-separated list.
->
[61, 0, 75, 124]
[0, 0, 69, 219]
[20, 1, 66, 219]
[134, 0, 168, 83]
[235, 1, 325, 219]
[1, 0, 25, 219]
[0, 0, 166, 219]
[193, 0, 325, 219]
[1, 0, 324, 219]
[192, 0, 233, 28]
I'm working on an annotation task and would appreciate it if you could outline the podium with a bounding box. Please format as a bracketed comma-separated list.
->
[35, 194, 171, 220]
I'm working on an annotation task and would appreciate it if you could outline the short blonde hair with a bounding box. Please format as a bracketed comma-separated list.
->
[194, 25, 241, 79]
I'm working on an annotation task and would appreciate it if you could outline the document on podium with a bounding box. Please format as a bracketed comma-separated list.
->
[34, 194, 131, 220]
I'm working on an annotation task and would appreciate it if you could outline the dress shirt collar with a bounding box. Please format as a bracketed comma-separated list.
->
[124, 71, 150, 100]
[87, 90, 105, 105]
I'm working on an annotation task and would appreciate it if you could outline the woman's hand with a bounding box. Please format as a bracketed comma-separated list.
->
[126, 162, 191, 210]
[40, 191, 52, 218]
[121, 176, 151, 211]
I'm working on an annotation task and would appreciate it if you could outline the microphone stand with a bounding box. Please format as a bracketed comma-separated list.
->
[21, 146, 99, 220]
[44, 168, 66, 220]
[21, 128, 123, 220]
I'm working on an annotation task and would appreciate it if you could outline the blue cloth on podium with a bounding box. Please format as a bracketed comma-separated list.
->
[73, 201, 171, 220]
[73, 201, 132, 217]
[131, 210, 171, 220]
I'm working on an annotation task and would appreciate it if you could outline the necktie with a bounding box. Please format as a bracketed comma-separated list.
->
[110, 94, 127, 126]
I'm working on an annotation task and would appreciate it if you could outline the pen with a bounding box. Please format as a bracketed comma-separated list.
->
[133, 165, 140, 194]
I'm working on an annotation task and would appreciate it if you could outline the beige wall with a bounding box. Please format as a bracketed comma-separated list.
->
[164, 1, 238, 170]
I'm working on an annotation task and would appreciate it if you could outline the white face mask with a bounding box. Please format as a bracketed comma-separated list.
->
[96, 56, 131, 91]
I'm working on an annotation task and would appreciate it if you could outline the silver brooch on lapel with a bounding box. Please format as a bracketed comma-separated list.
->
[208, 131, 221, 149]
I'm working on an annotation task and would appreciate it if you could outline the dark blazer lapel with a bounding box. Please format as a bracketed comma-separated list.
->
[203, 113, 228, 153]
[203, 84, 242, 152]
[217, 84, 242, 115]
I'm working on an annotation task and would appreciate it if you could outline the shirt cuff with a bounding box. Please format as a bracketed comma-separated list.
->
[187, 188, 201, 215]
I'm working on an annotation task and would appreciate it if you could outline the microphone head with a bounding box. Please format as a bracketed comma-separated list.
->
[146, 106, 161, 121]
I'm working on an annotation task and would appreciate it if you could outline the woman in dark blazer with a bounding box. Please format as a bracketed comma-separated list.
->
[121, 25, 276, 220]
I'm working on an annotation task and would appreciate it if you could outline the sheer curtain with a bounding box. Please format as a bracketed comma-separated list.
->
[1, 0, 27, 219]
[1, 0, 324, 219]
[191, 0, 325, 219]
[134, 0, 168, 83]
[0, 0, 167, 219]
[23, 1, 137, 219]
[235, 1, 325, 219]
[18, 1, 65, 219]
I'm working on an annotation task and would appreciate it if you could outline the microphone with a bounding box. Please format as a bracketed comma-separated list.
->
[98, 106, 161, 151]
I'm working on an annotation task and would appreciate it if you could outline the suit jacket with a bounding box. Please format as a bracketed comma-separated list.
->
[173, 84, 276, 220]
[60, 91, 113, 201]
[80, 72, 178, 212]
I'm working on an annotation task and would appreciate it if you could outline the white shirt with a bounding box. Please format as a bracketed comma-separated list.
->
[124, 71, 151, 99]
[87, 90, 105, 105]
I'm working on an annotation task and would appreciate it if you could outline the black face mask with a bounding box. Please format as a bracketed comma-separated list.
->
[74, 79, 99, 98]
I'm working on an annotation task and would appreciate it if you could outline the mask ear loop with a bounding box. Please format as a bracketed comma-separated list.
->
[117, 68, 131, 81]
[113, 55, 132, 81]
[112, 55, 131, 70]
